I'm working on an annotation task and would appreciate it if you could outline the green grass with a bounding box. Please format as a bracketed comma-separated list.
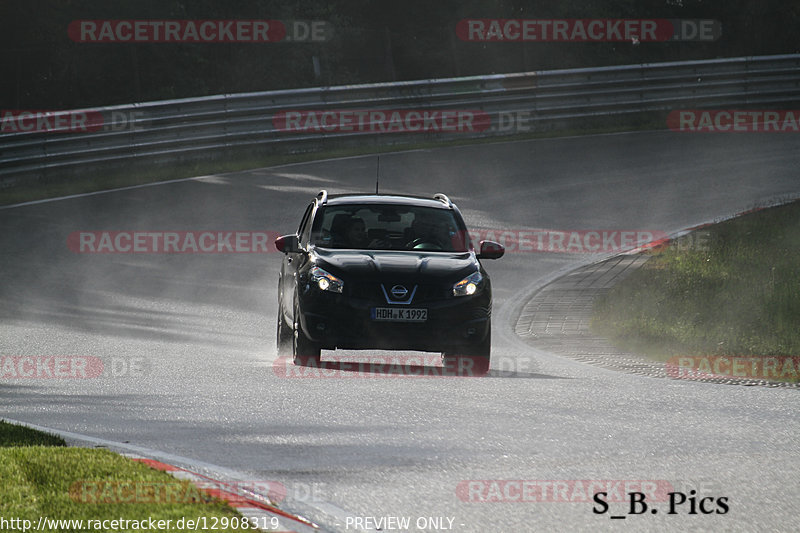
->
[0, 421, 251, 532]
[0, 420, 67, 447]
[591, 200, 800, 375]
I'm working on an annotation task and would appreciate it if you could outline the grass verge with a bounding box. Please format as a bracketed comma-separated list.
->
[591, 200, 800, 381]
[0, 420, 251, 531]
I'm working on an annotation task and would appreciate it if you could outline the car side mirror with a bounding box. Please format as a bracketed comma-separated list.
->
[275, 234, 300, 254]
[477, 240, 504, 260]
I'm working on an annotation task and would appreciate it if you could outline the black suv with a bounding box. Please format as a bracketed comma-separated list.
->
[275, 191, 504, 375]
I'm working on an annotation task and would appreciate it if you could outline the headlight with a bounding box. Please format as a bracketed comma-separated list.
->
[453, 271, 483, 297]
[310, 266, 344, 293]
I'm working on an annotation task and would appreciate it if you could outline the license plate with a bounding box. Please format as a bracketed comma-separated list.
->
[371, 307, 428, 322]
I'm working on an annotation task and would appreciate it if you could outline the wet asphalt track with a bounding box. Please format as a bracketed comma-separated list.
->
[1, 130, 800, 532]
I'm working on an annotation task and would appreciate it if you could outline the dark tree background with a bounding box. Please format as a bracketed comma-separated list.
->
[1, 0, 798, 108]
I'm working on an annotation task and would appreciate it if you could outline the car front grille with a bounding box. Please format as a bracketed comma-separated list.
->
[348, 283, 447, 304]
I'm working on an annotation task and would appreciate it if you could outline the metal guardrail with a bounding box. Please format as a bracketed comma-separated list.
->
[1, 53, 799, 187]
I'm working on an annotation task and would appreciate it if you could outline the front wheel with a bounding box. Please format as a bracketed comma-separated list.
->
[292, 300, 321, 367]
[442, 329, 491, 376]
[276, 306, 292, 357]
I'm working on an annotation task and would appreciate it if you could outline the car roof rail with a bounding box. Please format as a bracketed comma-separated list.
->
[433, 193, 452, 207]
[317, 190, 328, 205]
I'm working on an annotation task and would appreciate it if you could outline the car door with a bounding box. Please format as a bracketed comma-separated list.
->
[282, 202, 314, 325]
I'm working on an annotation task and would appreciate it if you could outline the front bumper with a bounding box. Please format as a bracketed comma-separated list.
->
[296, 285, 491, 352]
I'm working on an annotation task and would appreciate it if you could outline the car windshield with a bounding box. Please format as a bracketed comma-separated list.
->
[311, 204, 469, 252]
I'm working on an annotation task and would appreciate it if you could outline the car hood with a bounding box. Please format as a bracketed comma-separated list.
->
[312, 248, 478, 281]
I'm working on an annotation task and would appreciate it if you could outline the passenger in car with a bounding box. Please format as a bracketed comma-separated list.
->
[345, 217, 370, 248]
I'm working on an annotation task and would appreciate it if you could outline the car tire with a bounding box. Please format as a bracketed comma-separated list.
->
[292, 299, 321, 367]
[277, 304, 292, 358]
[442, 328, 491, 376]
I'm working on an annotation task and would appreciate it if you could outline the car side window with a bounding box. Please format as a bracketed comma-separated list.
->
[298, 203, 314, 245]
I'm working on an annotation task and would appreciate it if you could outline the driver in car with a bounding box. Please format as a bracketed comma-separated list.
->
[345, 217, 391, 249]
[407, 212, 451, 250]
